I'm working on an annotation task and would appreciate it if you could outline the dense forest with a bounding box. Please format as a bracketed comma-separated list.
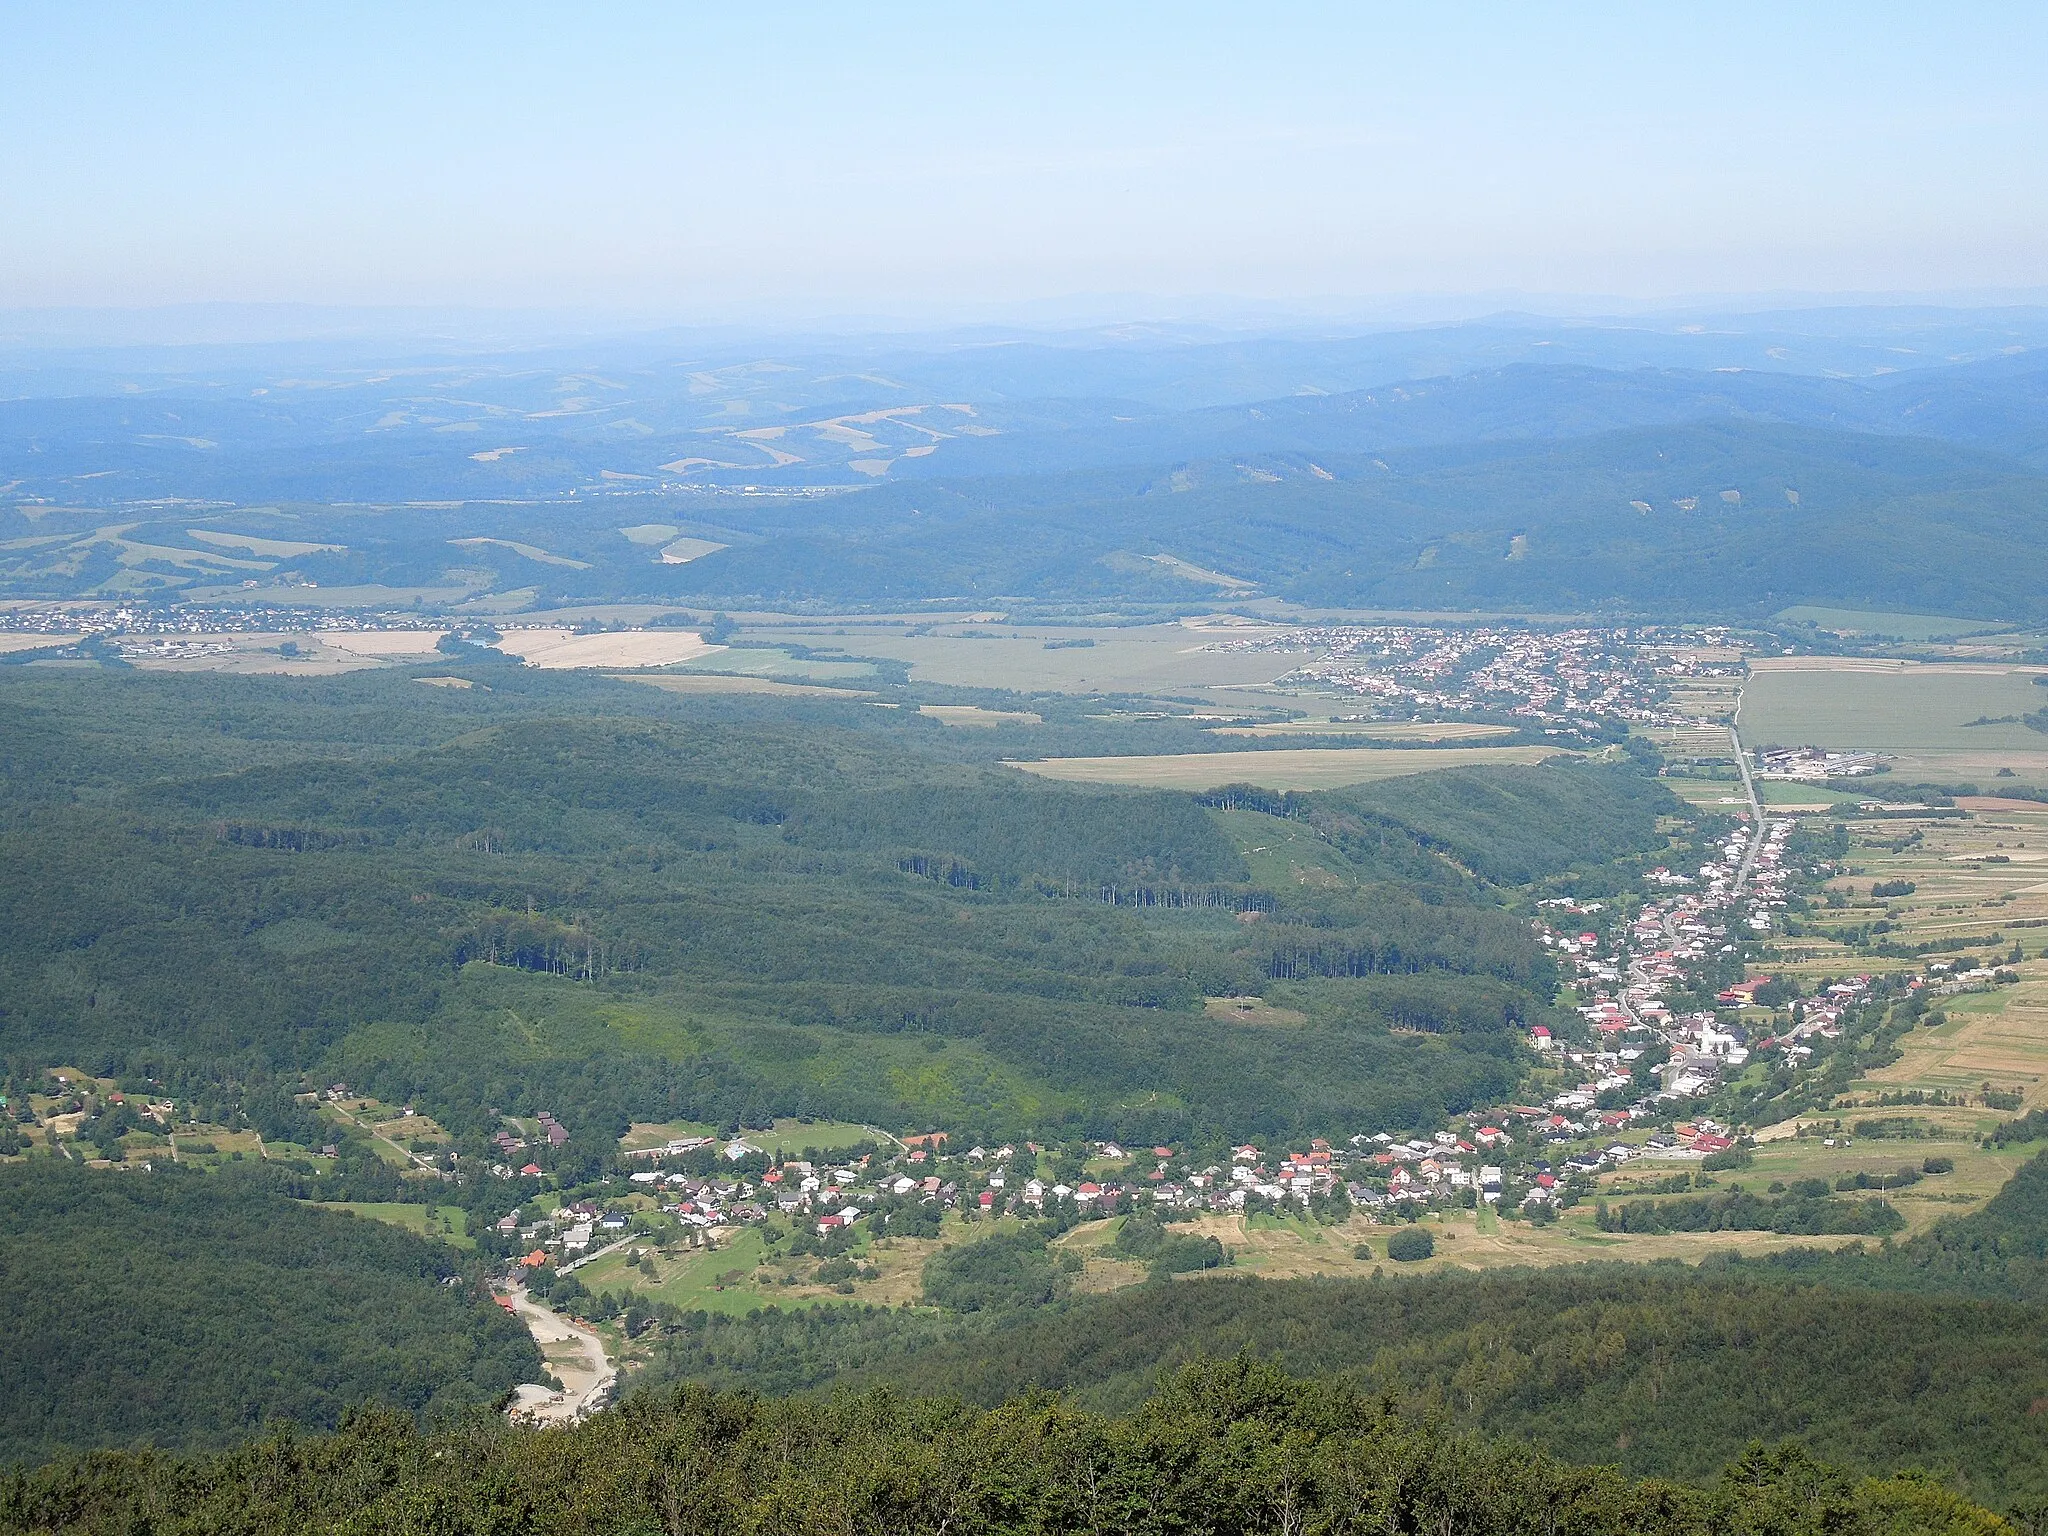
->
[0, 667, 1675, 1150]
[0, 1359, 2014, 1536]
[0, 1163, 540, 1464]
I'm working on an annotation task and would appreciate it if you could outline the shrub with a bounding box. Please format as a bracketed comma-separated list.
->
[1386, 1227, 1436, 1262]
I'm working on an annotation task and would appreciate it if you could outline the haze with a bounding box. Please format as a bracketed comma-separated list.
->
[5, 2, 2048, 317]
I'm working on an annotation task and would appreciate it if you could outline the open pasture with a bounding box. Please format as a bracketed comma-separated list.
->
[1010, 744, 1558, 792]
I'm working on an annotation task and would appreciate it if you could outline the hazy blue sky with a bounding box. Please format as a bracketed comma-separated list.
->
[4, 3, 2046, 318]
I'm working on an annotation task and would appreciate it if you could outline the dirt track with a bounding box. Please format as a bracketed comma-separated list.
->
[502, 1288, 615, 1424]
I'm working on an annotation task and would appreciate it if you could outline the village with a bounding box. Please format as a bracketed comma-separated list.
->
[1213, 623, 1744, 733]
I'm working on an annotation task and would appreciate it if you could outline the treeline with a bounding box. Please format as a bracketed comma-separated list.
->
[1, 1360, 2012, 1536]
[1594, 1188, 1905, 1236]
[0, 1162, 540, 1464]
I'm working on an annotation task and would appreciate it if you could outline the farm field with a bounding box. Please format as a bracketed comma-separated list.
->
[745, 620, 1309, 694]
[494, 628, 724, 670]
[1042, 1137, 2038, 1290]
[1011, 744, 1559, 792]
[666, 646, 878, 682]
[1857, 969, 2048, 1111]
[1739, 658, 2048, 755]
[1743, 796, 2048, 1112]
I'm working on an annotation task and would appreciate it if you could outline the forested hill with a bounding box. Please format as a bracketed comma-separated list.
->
[0, 1360, 2012, 1536]
[0, 667, 1683, 1149]
[634, 1257, 2048, 1506]
[1740, 1140, 2048, 1301]
[0, 1163, 540, 1464]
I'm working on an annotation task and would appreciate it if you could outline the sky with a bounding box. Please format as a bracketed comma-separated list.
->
[4, 2, 2047, 322]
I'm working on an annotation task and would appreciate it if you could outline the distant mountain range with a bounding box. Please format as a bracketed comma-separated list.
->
[4, 308, 2048, 621]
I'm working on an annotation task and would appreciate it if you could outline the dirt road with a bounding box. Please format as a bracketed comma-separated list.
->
[501, 1287, 615, 1424]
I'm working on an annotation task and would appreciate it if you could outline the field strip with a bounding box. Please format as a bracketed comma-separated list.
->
[1007, 744, 1559, 791]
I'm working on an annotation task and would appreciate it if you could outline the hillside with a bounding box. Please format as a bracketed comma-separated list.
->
[0, 1162, 540, 1463]
[0, 667, 1677, 1151]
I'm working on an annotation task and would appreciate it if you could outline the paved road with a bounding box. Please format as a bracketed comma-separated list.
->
[1728, 722, 1767, 896]
[501, 1287, 616, 1424]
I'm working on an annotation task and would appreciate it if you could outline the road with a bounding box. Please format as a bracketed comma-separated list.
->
[501, 1287, 616, 1424]
[1728, 721, 1767, 896]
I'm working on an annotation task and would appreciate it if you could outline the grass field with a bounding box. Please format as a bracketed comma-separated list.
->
[615, 673, 875, 698]
[1010, 744, 1561, 792]
[746, 621, 1305, 694]
[577, 1215, 989, 1314]
[1210, 721, 1515, 740]
[1774, 606, 2016, 641]
[1740, 659, 2048, 755]
[666, 647, 878, 682]
[618, 1118, 884, 1156]
[313, 1201, 475, 1248]
[920, 704, 1043, 728]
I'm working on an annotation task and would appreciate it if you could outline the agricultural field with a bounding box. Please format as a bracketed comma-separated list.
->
[1011, 743, 1560, 792]
[1855, 972, 2048, 1111]
[744, 619, 1308, 695]
[493, 628, 723, 670]
[664, 646, 878, 683]
[1739, 658, 2048, 768]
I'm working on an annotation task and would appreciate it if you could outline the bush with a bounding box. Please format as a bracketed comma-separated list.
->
[1923, 1155, 1955, 1174]
[1386, 1227, 1436, 1262]
[1352, 1242, 1374, 1259]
